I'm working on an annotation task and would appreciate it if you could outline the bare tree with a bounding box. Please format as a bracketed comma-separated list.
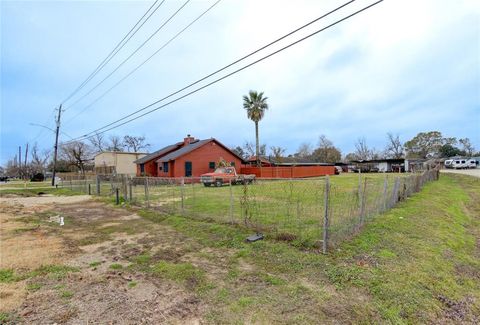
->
[243, 141, 266, 158]
[295, 142, 312, 158]
[354, 137, 372, 160]
[107, 135, 124, 152]
[60, 141, 93, 174]
[384, 133, 404, 159]
[231, 146, 246, 160]
[123, 135, 150, 152]
[459, 138, 474, 156]
[89, 133, 106, 153]
[30, 143, 50, 174]
[270, 146, 286, 163]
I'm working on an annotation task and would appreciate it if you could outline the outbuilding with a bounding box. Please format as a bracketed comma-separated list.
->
[94, 151, 147, 176]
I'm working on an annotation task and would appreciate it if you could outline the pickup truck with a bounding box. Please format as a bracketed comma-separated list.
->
[200, 167, 256, 187]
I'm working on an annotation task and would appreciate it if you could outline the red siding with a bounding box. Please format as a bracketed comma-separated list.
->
[240, 166, 336, 178]
[136, 160, 157, 177]
[137, 139, 243, 178]
[173, 141, 242, 178]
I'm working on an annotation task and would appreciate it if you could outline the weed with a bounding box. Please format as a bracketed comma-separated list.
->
[26, 283, 42, 292]
[0, 269, 15, 282]
[128, 281, 137, 288]
[109, 263, 123, 270]
[89, 261, 101, 268]
[263, 274, 287, 286]
[151, 261, 205, 288]
[61, 290, 74, 299]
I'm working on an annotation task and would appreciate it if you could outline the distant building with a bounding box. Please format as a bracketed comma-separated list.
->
[94, 151, 147, 176]
[134, 135, 244, 177]
[352, 159, 405, 172]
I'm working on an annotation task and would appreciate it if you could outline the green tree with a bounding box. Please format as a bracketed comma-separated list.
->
[243, 90, 269, 167]
[312, 135, 342, 163]
[404, 131, 451, 158]
[439, 144, 464, 158]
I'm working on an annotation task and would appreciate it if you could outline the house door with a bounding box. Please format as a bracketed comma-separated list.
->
[185, 161, 192, 177]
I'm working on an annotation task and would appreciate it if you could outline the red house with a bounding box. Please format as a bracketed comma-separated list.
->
[135, 135, 244, 177]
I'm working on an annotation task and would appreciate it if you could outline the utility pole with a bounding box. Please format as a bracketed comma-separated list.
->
[24, 143, 29, 168]
[51, 105, 62, 186]
[18, 146, 21, 179]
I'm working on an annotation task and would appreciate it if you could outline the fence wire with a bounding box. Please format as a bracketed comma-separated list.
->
[59, 169, 440, 253]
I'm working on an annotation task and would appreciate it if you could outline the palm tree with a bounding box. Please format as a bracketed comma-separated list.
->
[243, 90, 269, 167]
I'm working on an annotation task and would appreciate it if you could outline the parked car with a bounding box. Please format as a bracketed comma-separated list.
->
[444, 159, 453, 169]
[200, 167, 256, 187]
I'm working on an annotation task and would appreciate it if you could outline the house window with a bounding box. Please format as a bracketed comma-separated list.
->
[163, 162, 169, 173]
[209, 162, 215, 169]
[185, 161, 192, 177]
[230, 162, 235, 167]
[140, 164, 145, 173]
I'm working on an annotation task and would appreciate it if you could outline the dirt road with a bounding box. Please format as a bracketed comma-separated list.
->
[440, 168, 480, 178]
[0, 195, 203, 324]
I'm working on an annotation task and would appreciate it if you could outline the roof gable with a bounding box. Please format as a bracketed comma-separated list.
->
[134, 142, 182, 164]
[156, 138, 245, 163]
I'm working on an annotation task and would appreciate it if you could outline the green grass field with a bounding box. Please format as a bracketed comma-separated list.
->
[1, 173, 477, 323]
[2, 173, 420, 248]
[134, 173, 480, 323]
[129, 173, 417, 247]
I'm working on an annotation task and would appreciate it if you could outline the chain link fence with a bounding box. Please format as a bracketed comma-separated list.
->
[59, 169, 439, 253]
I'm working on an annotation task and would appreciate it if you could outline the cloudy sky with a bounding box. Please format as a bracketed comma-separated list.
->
[1, 0, 479, 164]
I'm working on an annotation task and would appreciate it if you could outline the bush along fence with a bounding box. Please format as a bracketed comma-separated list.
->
[59, 169, 440, 253]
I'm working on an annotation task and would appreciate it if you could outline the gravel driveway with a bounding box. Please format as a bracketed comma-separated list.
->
[440, 169, 480, 178]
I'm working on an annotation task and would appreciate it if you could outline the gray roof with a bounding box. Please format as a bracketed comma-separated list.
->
[134, 143, 182, 164]
[156, 139, 212, 162]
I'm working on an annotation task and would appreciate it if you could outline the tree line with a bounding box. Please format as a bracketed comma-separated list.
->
[231, 131, 478, 164]
[2, 134, 150, 178]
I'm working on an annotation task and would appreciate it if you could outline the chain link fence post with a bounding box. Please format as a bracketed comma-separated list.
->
[191, 177, 195, 216]
[382, 175, 388, 212]
[96, 175, 100, 195]
[391, 177, 400, 207]
[180, 177, 185, 215]
[229, 180, 234, 224]
[322, 176, 330, 254]
[128, 177, 133, 202]
[145, 177, 150, 208]
[359, 178, 367, 226]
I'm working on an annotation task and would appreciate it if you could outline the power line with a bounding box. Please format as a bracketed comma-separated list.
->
[63, 0, 222, 126]
[30, 107, 57, 143]
[62, 0, 164, 105]
[65, 0, 191, 111]
[69, 0, 384, 143]
[67, 0, 356, 138]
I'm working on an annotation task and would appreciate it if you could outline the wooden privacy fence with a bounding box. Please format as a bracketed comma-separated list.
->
[240, 166, 336, 178]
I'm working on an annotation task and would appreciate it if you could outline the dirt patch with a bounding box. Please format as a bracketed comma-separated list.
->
[19, 271, 202, 324]
[0, 195, 91, 208]
[0, 281, 27, 313]
[437, 294, 478, 323]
